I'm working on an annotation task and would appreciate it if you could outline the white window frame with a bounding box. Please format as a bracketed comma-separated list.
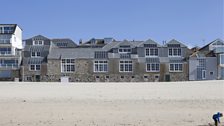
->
[31, 52, 41, 57]
[169, 63, 183, 72]
[61, 59, 75, 73]
[202, 70, 206, 79]
[119, 60, 133, 72]
[145, 48, 158, 57]
[33, 40, 44, 45]
[94, 60, 108, 72]
[220, 54, 224, 66]
[118, 48, 131, 53]
[146, 63, 160, 72]
[29, 64, 41, 71]
[168, 48, 181, 57]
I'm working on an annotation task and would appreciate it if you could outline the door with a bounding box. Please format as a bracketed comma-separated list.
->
[35, 75, 40, 82]
[165, 74, 170, 82]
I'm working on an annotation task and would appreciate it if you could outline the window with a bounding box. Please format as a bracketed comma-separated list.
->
[146, 63, 160, 72]
[145, 48, 158, 57]
[31, 52, 41, 57]
[94, 60, 108, 72]
[105, 76, 109, 79]
[168, 48, 181, 57]
[202, 70, 206, 79]
[169, 63, 183, 72]
[0, 27, 2, 33]
[210, 72, 214, 75]
[0, 48, 11, 55]
[3, 27, 14, 33]
[61, 59, 75, 73]
[94, 51, 108, 59]
[33, 40, 44, 45]
[220, 54, 224, 65]
[29, 64, 41, 71]
[119, 60, 132, 72]
[118, 48, 131, 53]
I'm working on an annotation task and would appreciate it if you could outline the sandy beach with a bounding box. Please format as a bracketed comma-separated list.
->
[0, 81, 223, 126]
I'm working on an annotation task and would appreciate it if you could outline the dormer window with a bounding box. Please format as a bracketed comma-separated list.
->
[118, 48, 131, 53]
[168, 48, 181, 57]
[33, 40, 44, 45]
[145, 48, 158, 57]
[31, 52, 41, 57]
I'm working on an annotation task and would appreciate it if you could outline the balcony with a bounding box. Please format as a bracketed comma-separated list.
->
[0, 39, 10, 44]
[0, 64, 19, 69]
[0, 51, 12, 55]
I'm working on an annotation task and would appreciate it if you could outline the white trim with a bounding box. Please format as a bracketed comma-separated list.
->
[169, 63, 183, 72]
[119, 60, 133, 72]
[29, 64, 41, 71]
[61, 59, 75, 73]
[118, 48, 131, 53]
[168, 48, 182, 57]
[220, 54, 224, 66]
[145, 48, 159, 57]
[93, 60, 108, 73]
[31, 51, 41, 57]
[33, 40, 44, 45]
[146, 63, 160, 72]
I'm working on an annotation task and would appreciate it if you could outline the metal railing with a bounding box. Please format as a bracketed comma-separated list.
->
[0, 64, 19, 69]
[0, 39, 10, 44]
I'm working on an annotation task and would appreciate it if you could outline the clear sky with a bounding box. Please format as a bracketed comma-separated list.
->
[1, 0, 223, 47]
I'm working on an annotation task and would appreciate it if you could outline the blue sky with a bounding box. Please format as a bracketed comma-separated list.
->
[1, 0, 223, 47]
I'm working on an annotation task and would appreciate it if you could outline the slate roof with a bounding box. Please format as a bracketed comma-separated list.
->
[51, 38, 77, 48]
[138, 39, 161, 47]
[163, 39, 188, 48]
[48, 47, 102, 59]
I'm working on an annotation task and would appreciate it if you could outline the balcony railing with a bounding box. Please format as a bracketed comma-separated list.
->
[0, 64, 19, 69]
[0, 51, 12, 55]
[0, 39, 10, 44]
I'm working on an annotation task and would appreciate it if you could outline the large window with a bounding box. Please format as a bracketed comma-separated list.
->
[61, 59, 75, 73]
[145, 48, 158, 57]
[168, 48, 181, 57]
[119, 60, 132, 72]
[33, 40, 44, 45]
[94, 60, 108, 72]
[146, 63, 160, 72]
[29, 64, 41, 71]
[31, 52, 41, 57]
[169, 63, 183, 72]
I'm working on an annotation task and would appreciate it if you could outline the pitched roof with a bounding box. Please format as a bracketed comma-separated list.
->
[48, 47, 101, 59]
[138, 39, 161, 47]
[164, 39, 187, 47]
[25, 35, 50, 41]
[51, 38, 77, 48]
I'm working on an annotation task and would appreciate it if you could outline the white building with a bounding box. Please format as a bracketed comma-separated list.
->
[0, 24, 23, 81]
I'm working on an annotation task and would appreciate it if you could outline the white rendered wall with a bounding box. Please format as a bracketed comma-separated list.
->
[11, 26, 22, 49]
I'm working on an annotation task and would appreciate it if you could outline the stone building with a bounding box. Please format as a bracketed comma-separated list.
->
[0, 24, 22, 81]
[47, 39, 190, 82]
[21, 35, 77, 81]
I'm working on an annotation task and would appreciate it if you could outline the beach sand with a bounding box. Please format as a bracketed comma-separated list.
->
[0, 80, 223, 126]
